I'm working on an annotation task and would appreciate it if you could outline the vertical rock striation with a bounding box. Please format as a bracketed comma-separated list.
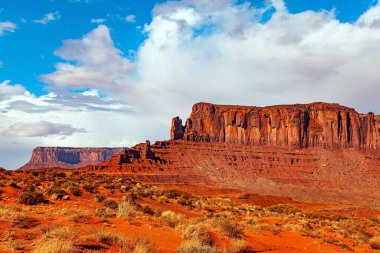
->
[172, 102, 380, 150]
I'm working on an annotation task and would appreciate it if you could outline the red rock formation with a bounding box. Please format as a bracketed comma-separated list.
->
[19, 147, 124, 170]
[175, 102, 380, 150]
[81, 102, 380, 205]
[170, 117, 185, 140]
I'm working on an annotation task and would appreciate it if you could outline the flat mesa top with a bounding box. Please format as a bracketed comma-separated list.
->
[192, 102, 361, 113]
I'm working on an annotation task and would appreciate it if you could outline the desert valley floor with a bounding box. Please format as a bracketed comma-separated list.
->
[0, 169, 380, 253]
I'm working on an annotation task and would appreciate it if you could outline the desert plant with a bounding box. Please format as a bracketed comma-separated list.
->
[68, 186, 82, 196]
[103, 198, 118, 209]
[95, 208, 116, 218]
[182, 224, 214, 246]
[369, 237, 380, 250]
[83, 183, 97, 193]
[32, 238, 76, 253]
[213, 218, 243, 238]
[177, 240, 217, 253]
[125, 237, 158, 253]
[161, 210, 182, 228]
[91, 227, 125, 246]
[118, 201, 135, 219]
[158, 195, 170, 203]
[95, 193, 106, 202]
[19, 192, 44, 205]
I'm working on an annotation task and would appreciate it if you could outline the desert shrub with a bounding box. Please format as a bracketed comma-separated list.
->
[161, 210, 182, 228]
[11, 214, 40, 229]
[177, 240, 217, 253]
[9, 181, 21, 189]
[182, 225, 214, 246]
[228, 239, 250, 253]
[95, 193, 106, 202]
[118, 201, 135, 219]
[46, 187, 67, 197]
[140, 204, 154, 215]
[69, 213, 90, 223]
[40, 225, 77, 241]
[32, 238, 76, 253]
[267, 204, 301, 216]
[103, 199, 118, 209]
[370, 237, 380, 250]
[103, 182, 120, 189]
[122, 192, 139, 204]
[158, 195, 170, 204]
[213, 218, 243, 238]
[19, 192, 44, 205]
[124, 237, 157, 253]
[161, 189, 189, 199]
[370, 217, 380, 224]
[177, 197, 196, 209]
[68, 186, 82, 196]
[91, 228, 125, 246]
[95, 208, 116, 218]
[306, 211, 347, 221]
[83, 183, 97, 193]
[337, 219, 374, 243]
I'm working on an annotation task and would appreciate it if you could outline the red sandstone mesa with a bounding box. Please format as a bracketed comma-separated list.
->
[173, 102, 380, 150]
[19, 147, 124, 170]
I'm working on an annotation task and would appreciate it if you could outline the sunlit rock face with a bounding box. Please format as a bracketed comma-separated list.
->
[174, 102, 380, 150]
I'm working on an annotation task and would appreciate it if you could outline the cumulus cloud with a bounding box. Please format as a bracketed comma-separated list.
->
[3, 121, 86, 137]
[34, 11, 61, 24]
[0, 21, 17, 35]
[41, 25, 132, 92]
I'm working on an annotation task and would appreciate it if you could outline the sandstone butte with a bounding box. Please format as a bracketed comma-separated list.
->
[22, 102, 380, 205]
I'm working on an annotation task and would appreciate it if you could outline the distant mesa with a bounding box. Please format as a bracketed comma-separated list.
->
[18, 147, 124, 170]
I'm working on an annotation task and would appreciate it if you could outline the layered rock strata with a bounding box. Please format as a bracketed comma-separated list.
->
[19, 147, 124, 170]
[172, 102, 380, 149]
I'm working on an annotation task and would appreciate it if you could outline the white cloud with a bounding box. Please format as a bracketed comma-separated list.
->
[91, 18, 106, 24]
[357, 2, 380, 27]
[34, 11, 61, 24]
[41, 25, 132, 92]
[125, 15, 136, 23]
[82, 89, 100, 97]
[3, 121, 86, 137]
[0, 21, 17, 35]
[0, 80, 29, 99]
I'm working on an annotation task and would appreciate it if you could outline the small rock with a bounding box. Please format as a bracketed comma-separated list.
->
[51, 193, 59, 200]
[62, 195, 70, 200]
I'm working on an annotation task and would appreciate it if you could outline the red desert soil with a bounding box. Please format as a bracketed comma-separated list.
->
[1, 170, 380, 252]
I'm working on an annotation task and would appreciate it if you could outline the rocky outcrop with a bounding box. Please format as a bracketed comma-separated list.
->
[170, 117, 185, 140]
[82, 102, 380, 205]
[19, 147, 124, 170]
[172, 102, 380, 149]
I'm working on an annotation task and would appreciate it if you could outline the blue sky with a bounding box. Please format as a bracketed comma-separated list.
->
[0, 0, 377, 96]
[1, 0, 380, 169]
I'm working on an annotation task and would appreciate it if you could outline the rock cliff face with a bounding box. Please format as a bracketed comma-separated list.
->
[172, 102, 380, 149]
[19, 147, 124, 170]
[83, 102, 380, 205]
